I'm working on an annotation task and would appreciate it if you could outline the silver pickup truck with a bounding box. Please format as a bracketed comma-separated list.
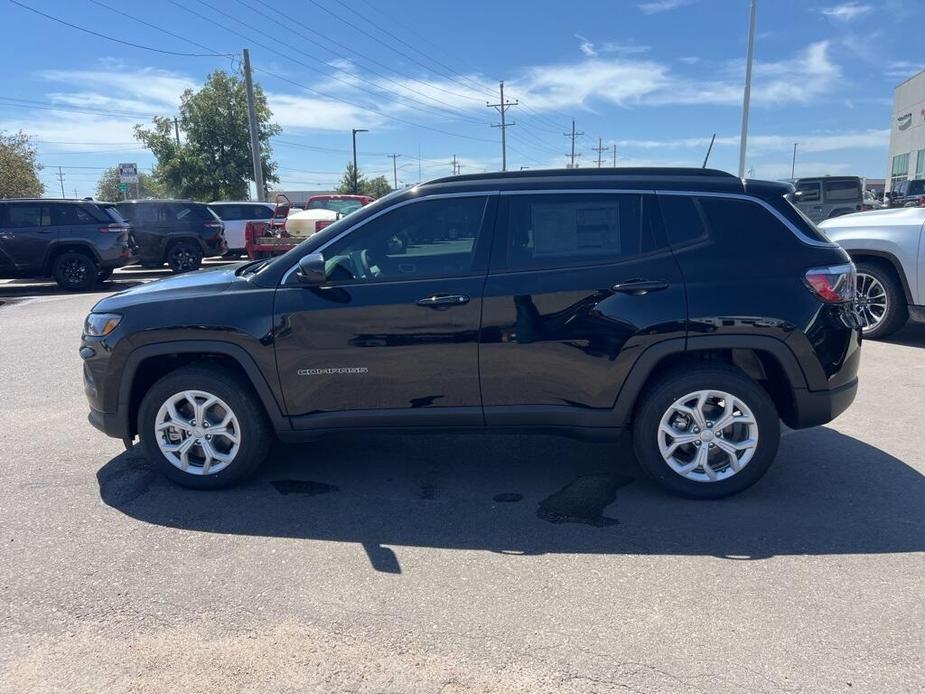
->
[820, 207, 925, 339]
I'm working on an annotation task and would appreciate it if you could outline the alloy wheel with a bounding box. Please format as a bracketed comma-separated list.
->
[154, 390, 241, 475]
[657, 389, 759, 483]
[856, 272, 888, 333]
[62, 258, 89, 286]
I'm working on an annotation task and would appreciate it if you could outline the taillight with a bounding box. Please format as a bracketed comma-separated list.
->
[98, 223, 129, 234]
[204, 220, 224, 239]
[315, 219, 333, 232]
[804, 263, 856, 303]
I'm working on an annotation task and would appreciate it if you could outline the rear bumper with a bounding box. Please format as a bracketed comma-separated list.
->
[786, 378, 858, 429]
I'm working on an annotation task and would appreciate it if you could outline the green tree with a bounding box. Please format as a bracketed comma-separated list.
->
[335, 162, 392, 197]
[0, 131, 44, 198]
[135, 70, 280, 201]
[94, 166, 164, 201]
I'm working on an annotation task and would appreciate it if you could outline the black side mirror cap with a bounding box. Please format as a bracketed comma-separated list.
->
[296, 252, 326, 284]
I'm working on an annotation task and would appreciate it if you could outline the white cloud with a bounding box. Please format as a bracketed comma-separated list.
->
[638, 0, 692, 14]
[267, 93, 382, 132]
[575, 34, 597, 57]
[574, 35, 651, 57]
[613, 129, 889, 154]
[820, 2, 873, 21]
[885, 61, 925, 80]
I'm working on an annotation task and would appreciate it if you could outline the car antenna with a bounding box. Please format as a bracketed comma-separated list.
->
[702, 133, 716, 168]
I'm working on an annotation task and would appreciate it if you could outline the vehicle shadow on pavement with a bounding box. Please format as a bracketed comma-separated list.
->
[884, 323, 925, 348]
[96, 426, 925, 573]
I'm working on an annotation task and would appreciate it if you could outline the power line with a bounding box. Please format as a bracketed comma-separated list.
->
[188, 0, 488, 125]
[8, 0, 234, 57]
[487, 81, 518, 172]
[241, 0, 487, 107]
[164, 0, 495, 143]
[306, 0, 492, 100]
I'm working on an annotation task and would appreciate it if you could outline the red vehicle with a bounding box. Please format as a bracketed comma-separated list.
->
[244, 194, 374, 259]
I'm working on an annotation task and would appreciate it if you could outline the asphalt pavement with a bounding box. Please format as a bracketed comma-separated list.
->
[0, 279, 923, 693]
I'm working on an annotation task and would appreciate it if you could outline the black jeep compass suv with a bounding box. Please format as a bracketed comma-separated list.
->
[81, 169, 863, 498]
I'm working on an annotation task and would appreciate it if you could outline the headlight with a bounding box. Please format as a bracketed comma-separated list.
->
[83, 313, 122, 337]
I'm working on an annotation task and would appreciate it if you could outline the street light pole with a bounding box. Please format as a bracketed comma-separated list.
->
[738, 0, 757, 179]
[352, 128, 368, 194]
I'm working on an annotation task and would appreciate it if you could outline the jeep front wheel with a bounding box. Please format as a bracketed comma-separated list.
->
[633, 364, 780, 499]
[138, 365, 273, 489]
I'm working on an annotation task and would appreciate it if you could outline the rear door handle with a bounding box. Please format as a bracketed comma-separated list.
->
[611, 279, 669, 295]
[416, 294, 470, 308]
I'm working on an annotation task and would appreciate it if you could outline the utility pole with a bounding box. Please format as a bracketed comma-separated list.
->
[56, 167, 65, 197]
[173, 117, 180, 147]
[738, 0, 757, 179]
[592, 137, 610, 168]
[791, 142, 798, 180]
[487, 81, 517, 172]
[563, 119, 584, 169]
[451, 154, 459, 176]
[387, 153, 401, 189]
[612, 146, 617, 168]
[242, 48, 266, 201]
[351, 128, 368, 194]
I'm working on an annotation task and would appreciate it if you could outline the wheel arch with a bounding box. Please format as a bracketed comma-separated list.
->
[119, 341, 289, 439]
[44, 241, 101, 273]
[613, 336, 809, 429]
[847, 250, 913, 304]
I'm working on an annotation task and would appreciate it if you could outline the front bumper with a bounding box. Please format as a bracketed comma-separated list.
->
[88, 406, 129, 439]
[786, 378, 858, 429]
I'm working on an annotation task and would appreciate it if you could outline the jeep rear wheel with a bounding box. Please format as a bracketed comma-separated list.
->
[52, 250, 97, 291]
[632, 364, 780, 499]
[138, 365, 272, 489]
[166, 240, 202, 273]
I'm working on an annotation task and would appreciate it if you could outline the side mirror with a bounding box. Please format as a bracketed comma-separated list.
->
[296, 252, 326, 284]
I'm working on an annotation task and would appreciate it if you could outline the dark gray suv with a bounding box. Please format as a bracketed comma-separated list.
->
[0, 199, 134, 290]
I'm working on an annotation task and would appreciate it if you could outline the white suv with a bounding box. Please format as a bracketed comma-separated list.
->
[208, 201, 276, 256]
[820, 207, 925, 338]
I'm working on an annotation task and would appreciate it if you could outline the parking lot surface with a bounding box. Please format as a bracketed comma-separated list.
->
[1, 276, 923, 692]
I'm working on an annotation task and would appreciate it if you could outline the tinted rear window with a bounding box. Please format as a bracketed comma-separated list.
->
[823, 179, 861, 202]
[51, 203, 100, 225]
[168, 203, 213, 221]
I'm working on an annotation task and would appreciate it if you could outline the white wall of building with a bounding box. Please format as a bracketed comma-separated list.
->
[887, 70, 925, 191]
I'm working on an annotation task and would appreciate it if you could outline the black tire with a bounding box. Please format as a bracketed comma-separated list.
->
[165, 240, 203, 273]
[632, 363, 780, 499]
[51, 250, 98, 291]
[97, 268, 114, 284]
[855, 260, 907, 340]
[138, 364, 273, 489]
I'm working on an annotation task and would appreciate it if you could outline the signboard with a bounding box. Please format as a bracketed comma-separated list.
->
[118, 162, 138, 183]
[118, 182, 129, 193]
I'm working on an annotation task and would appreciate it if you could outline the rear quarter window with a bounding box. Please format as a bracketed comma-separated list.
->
[823, 179, 861, 203]
[699, 196, 829, 249]
[658, 195, 708, 246]
[169, 203, 212, 221]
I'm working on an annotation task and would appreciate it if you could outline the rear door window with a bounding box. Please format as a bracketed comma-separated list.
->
[169, 203, 212, 221]
[248, 205, 273, 220]
[502, 193, 659, 271]
[823, 179, 861, 203]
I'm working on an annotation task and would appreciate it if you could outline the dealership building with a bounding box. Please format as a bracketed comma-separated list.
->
[887, 69, 925, 191]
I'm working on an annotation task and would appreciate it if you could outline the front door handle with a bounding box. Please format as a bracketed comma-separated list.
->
[416, 294, 470, 308]
[611, 279, 669, 295]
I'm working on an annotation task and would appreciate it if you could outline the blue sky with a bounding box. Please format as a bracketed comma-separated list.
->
[1, 0, 922, 197]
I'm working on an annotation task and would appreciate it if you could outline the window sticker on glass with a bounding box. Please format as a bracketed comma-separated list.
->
[530, 203, 621, 257]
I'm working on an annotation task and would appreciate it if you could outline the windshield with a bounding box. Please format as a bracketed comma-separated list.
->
[307, 198, 365, 215]
[256, 189, 405, 278]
